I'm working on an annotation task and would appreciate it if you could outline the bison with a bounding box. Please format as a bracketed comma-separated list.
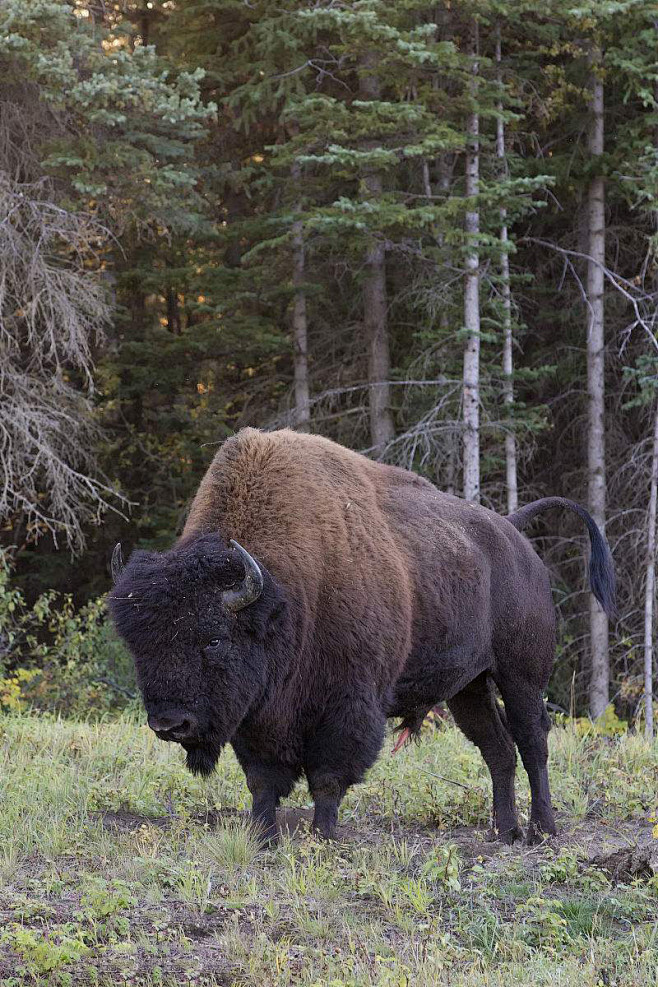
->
[109, 428, 615, 844]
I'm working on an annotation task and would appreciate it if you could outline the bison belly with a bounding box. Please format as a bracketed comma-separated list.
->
[388, 633, 492, 724]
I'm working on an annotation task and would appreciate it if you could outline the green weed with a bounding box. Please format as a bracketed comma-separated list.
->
[1, 924, 88, 976]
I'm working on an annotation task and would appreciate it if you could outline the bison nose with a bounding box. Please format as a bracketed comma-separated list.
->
[148, 712, 198, 741]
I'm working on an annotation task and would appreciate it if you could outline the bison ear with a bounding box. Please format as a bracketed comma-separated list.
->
[111, 542, 125, 585]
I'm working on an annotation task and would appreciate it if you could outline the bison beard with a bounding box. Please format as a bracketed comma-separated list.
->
[109, 427, 616, 846]
[184, 740, 222, 778]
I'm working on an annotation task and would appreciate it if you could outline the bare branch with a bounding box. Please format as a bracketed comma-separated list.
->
[0, 141, 126, 548]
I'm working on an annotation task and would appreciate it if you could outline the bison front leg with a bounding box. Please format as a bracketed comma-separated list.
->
[306, 692, 386, 840]
[308, 774, 344, 840]
[242, 761, 299, 845]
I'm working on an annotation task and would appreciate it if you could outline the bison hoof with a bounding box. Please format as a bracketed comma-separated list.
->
[525, 821, 557, 846]
[497, 825, 524, 845]
[252, 823, 278, 848]
[311, 824, 337, 842]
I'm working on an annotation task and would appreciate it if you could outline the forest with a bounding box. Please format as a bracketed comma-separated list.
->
[2, 0, 658, 728]
[2, 4, 658, 985]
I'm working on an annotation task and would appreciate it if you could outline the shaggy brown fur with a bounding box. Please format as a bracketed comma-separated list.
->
[110, 428, 615, 844]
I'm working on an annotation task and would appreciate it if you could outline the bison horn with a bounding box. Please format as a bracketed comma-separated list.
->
[222, 540, 264, 612]
[111, 542, 125, 585]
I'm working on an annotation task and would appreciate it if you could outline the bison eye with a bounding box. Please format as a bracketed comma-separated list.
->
[203, 638, 227, 656]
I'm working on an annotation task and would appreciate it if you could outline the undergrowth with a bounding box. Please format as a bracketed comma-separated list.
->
[0, 712, 656, 985]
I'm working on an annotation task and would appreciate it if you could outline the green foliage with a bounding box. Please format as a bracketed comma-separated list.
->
[80, 878, 137, 919]
[1, 923, 88, 976]
[0, 551, 134, 718]
[420, 843, 462, 892]
[538, 848, 582, 884]
[623, 355, 658, 409]
[557, 704, 629, 738]
[0, 0, 215, 226]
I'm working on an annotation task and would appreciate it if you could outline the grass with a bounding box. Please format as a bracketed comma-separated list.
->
[0, 711, 656, 985]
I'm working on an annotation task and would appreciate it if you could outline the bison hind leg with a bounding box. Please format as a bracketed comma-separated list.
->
[494, 671, 557, 844]
[447, 673, 522, 844]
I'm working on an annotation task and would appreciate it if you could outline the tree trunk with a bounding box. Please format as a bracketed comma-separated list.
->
[643, 405, 658, 739]
[360, 57, 395, 454]
[462, 21, 480, 503]
[646, 74, 658, 740]
[291, 159, 310, 431]
[166, 285, 181, 335]
[139, 0, 150, 46]
[438, 154, 453, 335]
[586, 49, 609, 719]
[496, 26, 518, 515]
[422, 158, 432, 199]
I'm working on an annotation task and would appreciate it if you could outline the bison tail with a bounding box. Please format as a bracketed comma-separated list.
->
[507, 497, 616, 620]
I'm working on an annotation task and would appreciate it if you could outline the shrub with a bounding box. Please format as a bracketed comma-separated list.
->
[0, 550, 136, 718]
[555, 704, 628, 738]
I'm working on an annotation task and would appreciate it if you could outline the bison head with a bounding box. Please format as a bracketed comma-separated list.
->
[108, 534, 281, 776]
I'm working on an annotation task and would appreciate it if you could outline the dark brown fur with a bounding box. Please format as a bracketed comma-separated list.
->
[110, 428, 615, 844]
